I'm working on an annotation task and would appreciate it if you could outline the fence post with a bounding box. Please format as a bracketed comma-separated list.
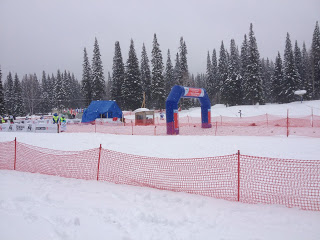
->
[287, 109, 289, 137]
[311, 108, 314, 128]
[131, 120, 133, 135]
[97, 144, 102, 181]
[215, 121, 218, 136]
[237, 150, 240, 202]
[154, 126, 156, 136]
[266, 113, 268, 127]
[14, 137, 17, 170]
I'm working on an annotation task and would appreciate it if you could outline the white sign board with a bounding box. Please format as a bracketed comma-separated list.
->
[0, 123, 58, 133]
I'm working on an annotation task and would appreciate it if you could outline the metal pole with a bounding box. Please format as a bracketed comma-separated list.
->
[131, 120, 133, 135]
[287, 109, 289, 137]
[312, 108, 314, 128]
[97, 144, 102, 181]
[215, 121, 217, 136]
[266, 113, 268, 127]
[237, 150, 240, 202]
[14, 137, 17, 170]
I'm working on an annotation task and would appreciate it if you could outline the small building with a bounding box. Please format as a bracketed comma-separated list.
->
[134, 108, 154, 126]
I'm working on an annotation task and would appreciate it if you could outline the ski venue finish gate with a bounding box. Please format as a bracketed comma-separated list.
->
[166, 85, 212, 135]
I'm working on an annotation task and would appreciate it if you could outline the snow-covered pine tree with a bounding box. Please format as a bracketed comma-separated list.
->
[122, 39, 142, 111]
[13, 73, 24, 116]
[40, 71, 51, 114]
[21, 74, 41, 115]
[271, 52, 284, 103]
[173, 53, 182, 86]
[111, 41, 125, 108]
[91, 38, 106, 100]
[81, 48, 92, 107]
[294, 41, 303, 88]
[283, 33, 300, 103]
[218, 41, 228, 105]
[311, 21, 320, 99]
[240, 34, 249, 78]
[71, 73, 82, 109]
[206, 51, 214, 101]
[243, 24, 264, 105]
[261, 58, 273, 103]
[140, 43, 152, 108]
[179, 37, 192, 108]
[179, 37, 189, 85]
[105, 72, 112, 100]
[164, 49, 174, 97]
[301, 42, 313, 99]
[151, 34, 165, 109]
[211, 49, 219, 103]
[63, 70, 72, 108]
[50, 74, 56, 109]
[0, 66, 5, 115]
[224, 39, 242, 106]
[46, 74, 53, 109]
[4, 72, 14, 115]
[55, 70, 65, 111]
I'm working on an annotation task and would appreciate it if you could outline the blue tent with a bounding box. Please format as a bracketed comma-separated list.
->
[81, 101, 123, 123]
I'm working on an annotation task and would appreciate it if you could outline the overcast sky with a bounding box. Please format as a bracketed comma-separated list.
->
[0, 0, 319, 81]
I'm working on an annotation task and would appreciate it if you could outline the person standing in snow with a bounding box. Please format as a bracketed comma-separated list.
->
[60, 115, 66, 123]
[53, 113, 60, 124]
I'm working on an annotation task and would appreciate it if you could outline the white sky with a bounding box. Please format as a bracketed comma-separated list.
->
[0, 0, 319, 81]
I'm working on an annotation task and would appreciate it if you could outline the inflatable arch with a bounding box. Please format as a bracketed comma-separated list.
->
[166, 85, 212, 135]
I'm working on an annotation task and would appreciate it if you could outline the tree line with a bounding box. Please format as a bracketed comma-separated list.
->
[0, 22, 319, 116]
[0, 69, 82, 116]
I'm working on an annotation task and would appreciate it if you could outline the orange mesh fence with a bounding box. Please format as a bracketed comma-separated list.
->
[240, 155, 320, 211]
[313, 115, 320, 127]
[64, 114, 320, 137]
[0, 140, 319, 211]
[16, 142, 100, 180]
[98, 150, 238, 201]
[0, 141, 15, 170]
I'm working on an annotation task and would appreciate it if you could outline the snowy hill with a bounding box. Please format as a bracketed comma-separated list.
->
[183, 100, 320, 118]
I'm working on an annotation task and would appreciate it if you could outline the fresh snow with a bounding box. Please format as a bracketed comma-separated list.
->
[1, 100, 320, 239]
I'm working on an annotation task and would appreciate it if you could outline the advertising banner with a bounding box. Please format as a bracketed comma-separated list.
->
[0, 123, 58, 133]
[183, 87, 204, 98]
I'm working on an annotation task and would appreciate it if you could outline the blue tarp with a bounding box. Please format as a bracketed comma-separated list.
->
[81, 101, 123, 123]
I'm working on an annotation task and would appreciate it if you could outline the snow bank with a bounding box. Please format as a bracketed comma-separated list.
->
[1, 170, 319, 240]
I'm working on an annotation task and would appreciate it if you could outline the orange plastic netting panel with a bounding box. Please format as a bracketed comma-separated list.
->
[288, 127, 320, 138]
[313, 115, 320, 127]
[0, 141, 15, 170]
[96, 124, 132, 135]
[215, 126, 287, 137]
[98, 149, 238, 201]
[289, 116, 312, 127]
[66, 123, 96, 133]
[240, 155, 320, 211]
[16, 142, 100, 180]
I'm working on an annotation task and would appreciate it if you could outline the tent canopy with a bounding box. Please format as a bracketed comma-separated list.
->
[81, 101, 123, 123]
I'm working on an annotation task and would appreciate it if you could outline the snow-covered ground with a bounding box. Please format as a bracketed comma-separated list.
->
[1, 100, 320, 239]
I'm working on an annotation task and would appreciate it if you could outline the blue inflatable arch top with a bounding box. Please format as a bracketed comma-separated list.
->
[166, 85, 212, 135]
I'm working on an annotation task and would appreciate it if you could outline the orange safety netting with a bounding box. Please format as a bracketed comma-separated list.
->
[64, 114, 320, 137]
[0, 140, 319, 211]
